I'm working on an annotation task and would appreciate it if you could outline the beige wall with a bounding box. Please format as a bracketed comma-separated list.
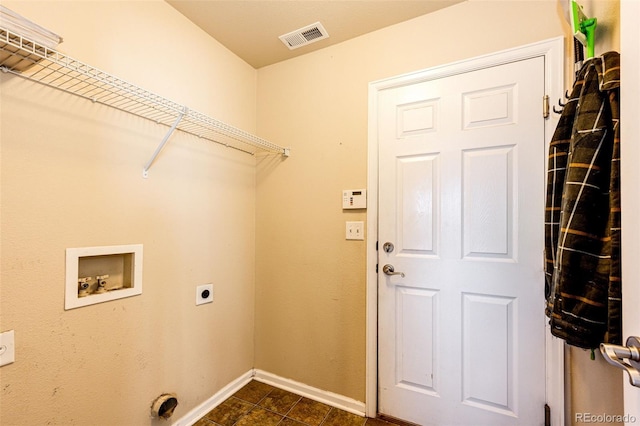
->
[0, 0, 625, 424]
[0, 1, 257, 425]
[255, 0, 623, 416]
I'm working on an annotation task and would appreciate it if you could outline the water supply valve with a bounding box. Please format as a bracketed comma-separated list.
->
[78, 277, 92, 298]
[94, 275, 109, 294]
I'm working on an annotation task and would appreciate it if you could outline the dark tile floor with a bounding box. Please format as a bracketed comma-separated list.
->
[193, 380, 401, 426]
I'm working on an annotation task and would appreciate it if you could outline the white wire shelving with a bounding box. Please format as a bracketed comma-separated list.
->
[0, 26, 290, 177]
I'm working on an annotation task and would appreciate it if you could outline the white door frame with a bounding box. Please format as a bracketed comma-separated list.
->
[365, 37, 565, 424]
[620, 0, 640, 421]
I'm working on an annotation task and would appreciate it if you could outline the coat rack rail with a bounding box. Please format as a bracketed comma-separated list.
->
[0, 26, 290, 177]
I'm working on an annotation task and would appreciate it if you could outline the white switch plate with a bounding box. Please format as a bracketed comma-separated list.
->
[196, 284, 214, 305]
[346, 221, 365, 240]
[0, 330, 15, 367]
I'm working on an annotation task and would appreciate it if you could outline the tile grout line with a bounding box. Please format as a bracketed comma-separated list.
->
[256, 388, 289, 426]
[229, 391, 267, 426]
[230, 388, 268, 426]
[231, 399, 257, 426]
[235, 387, 315, 426]
[278, 393, 305, 424]
[258, 388, 290, 425]
[317, 406, 334, 426]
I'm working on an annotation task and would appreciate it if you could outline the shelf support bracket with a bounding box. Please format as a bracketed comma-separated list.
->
[143, 107, 188, 178]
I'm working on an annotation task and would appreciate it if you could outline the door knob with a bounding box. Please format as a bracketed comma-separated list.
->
[600, 336, 640, 387]
[382, 264, 405, 277]
[382, 242, 394, 253]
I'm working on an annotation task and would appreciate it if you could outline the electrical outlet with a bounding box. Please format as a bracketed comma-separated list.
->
[346, 221, 365, 240]
[196, 284, 214, 306]
[0, 330, 15, 367]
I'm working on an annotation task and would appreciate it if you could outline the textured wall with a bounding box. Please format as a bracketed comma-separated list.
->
[0, 0, 624, 424]
[254, 0, 621, 410]
[0, 1, 257, 424]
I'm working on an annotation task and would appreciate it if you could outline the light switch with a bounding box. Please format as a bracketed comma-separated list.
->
[0, 330, 15, 367]
[346, 221, 365, 240]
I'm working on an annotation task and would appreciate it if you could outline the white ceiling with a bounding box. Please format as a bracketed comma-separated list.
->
[166, 1, 466, 69]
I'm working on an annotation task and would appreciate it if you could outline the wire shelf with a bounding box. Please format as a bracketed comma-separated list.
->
[0, 26, 290, 173]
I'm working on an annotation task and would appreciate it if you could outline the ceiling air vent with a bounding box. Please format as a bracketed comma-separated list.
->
[279, 22, 329, 50]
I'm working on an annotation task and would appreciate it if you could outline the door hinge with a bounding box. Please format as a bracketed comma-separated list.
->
[543, 95, 550, 119]
[545, 403, 551, 426]
[376, 264, 378, 273]
[376, 241, 379, 251]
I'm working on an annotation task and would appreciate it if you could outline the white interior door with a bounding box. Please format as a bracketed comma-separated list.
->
[377, 56, 547, 425]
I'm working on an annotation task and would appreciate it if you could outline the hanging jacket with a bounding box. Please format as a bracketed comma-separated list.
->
[544, 51, 621, 349]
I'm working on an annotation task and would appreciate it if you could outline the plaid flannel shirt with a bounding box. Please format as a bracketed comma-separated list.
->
[544, 51, 621, 349]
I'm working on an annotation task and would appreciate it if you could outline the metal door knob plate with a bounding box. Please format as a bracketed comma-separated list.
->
[382, 264, 405, 277]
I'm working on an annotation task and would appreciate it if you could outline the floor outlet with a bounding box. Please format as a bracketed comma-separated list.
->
[196, 284, 214, 305]
[0, 330, 15, 367]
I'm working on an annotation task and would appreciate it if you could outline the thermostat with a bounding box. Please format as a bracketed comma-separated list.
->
[343, 189, 367, 209]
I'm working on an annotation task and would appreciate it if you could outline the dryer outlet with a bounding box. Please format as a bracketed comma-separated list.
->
[196, 284, 214, 305]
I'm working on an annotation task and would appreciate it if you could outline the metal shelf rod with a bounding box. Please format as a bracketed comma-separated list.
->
[143, 107, 187, 179]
